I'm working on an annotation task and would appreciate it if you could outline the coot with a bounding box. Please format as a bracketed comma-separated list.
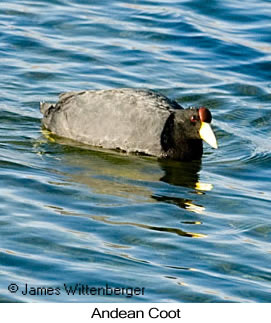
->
[40, 88, 217, 161]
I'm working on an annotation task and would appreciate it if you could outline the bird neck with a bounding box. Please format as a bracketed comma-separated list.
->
[160, 113, 203, 161]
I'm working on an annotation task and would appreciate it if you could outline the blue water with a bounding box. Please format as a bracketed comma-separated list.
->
[1, 0, 271, 302]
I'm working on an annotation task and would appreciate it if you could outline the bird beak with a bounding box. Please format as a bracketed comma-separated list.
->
[199, 122, 218, 149]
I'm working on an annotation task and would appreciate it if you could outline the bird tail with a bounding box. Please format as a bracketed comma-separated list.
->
[40, 102, 55, 115]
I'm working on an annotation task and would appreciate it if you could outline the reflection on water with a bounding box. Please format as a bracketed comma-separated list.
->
[49, 204, 207, 239]
[38, 137, 210, 238]
[39, 133, 212, 212]
[158, 159, 202, 187]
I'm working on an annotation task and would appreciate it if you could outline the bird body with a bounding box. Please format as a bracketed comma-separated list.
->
[41, 88, 217, 161]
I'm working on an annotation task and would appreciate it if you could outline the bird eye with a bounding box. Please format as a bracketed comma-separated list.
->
[190, 115, 198, 123]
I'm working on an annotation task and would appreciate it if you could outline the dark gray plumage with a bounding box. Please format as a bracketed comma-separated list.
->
[40, 88, 217, 161]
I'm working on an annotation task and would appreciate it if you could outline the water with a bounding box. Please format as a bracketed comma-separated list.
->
[1, 0, 271, 303]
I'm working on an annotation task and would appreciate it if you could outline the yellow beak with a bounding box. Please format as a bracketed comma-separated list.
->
[199, 122, 218, 149]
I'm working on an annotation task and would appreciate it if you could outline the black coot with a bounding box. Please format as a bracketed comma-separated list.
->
[41, 88, 217, 161]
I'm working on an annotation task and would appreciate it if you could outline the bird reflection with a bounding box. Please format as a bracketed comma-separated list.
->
[158, 158, 202, 187]
[36, 134, 212, 239]
[151, 158, 208, 213]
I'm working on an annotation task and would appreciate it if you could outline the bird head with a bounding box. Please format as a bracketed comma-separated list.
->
[174, 107, 218, 149]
